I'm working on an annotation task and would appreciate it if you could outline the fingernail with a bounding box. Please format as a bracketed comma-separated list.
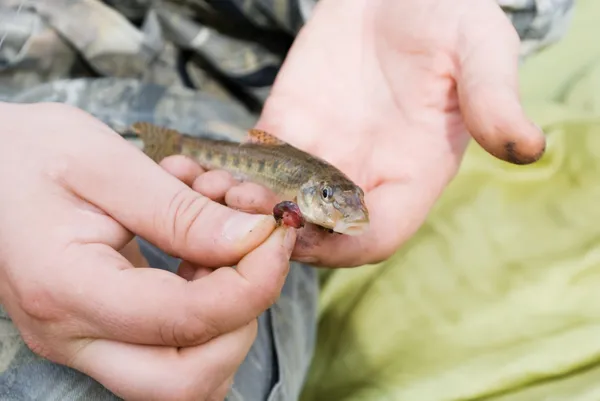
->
[223, 213, 273, 241]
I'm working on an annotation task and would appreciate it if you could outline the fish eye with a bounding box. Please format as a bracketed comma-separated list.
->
[321, 186, 333, 200]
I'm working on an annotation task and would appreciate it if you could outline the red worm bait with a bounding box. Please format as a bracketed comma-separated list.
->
[273, 201, 305, 228]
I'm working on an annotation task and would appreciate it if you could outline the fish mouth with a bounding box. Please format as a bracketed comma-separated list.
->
[333, 220, 369, 236]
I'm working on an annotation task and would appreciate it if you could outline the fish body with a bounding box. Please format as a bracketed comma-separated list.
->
[129, 122, 369, 236]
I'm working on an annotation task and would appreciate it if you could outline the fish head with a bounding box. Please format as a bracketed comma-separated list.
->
[296, 177, 370, 236]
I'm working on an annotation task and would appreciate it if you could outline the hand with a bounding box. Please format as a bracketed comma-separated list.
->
[253, 0, 545, 267]
[0, 102, 296, 401]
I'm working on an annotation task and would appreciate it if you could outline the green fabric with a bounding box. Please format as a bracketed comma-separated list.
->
[300, 1, 600, 400]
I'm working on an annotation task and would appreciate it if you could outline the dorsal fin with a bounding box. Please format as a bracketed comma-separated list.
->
[247, 128, 286, 146]
[129, 121, 183, 162]
[130, 121, 181, 139]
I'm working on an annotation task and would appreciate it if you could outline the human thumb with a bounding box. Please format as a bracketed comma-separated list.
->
[456, 3, 546, 165]
[47, 107, 277, 268]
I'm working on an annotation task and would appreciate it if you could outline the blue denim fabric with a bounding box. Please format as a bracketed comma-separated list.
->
[0, 238, 319, 401]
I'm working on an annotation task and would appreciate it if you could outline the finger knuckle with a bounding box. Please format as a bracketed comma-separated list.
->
[188, 313, 222, 345]
[160, 298, 222, 347]
[20, 325, 72, 365]
[167, 317, 221, 348]
[161, 373, 211, 401]
[159, 188, 209, 253]
[17, 281, 62, 322]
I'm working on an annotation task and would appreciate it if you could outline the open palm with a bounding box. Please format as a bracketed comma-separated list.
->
[255, 0, 545, 267]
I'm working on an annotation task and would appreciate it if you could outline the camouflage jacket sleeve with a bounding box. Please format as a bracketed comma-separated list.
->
[0, 0, 575, 137]
[160, 0, 574, 56]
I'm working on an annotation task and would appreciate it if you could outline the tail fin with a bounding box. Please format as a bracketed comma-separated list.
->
[129, 121, 183, 163]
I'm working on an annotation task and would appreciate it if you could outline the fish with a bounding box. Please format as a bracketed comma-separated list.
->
[128, 121, 370, 236]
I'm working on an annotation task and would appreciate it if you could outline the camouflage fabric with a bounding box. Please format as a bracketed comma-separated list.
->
[0, 1, 574, 400]
[500, 0, 575, 57]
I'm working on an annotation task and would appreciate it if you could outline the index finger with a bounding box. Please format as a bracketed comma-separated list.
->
[66, 226, 296, 348]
